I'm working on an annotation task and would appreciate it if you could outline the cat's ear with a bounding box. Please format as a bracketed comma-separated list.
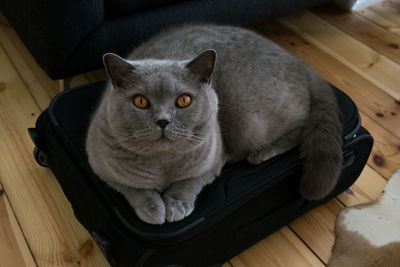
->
[103, 53, 137, 89]
[185, 49, 216, 84]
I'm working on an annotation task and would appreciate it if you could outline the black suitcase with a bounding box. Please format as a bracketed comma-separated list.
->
[29, 81, 373, 267]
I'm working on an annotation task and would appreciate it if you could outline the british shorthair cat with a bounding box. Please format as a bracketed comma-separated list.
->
[86, 24, 342, 224]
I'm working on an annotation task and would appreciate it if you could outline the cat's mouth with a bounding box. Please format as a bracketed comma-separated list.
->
[157, 130, 174, 141]
[158, 135, 171, 141]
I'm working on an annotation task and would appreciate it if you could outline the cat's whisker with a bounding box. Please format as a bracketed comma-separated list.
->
[190, 134, 210, 144]
[174, 120, 188, 128]
[173, 131, 208, 145]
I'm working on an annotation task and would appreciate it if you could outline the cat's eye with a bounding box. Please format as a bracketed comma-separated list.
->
[176, 94, 192, 108]
[133, 95, 149, 109]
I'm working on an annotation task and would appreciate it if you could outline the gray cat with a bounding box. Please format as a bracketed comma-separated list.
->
[86, 24, 342, 225]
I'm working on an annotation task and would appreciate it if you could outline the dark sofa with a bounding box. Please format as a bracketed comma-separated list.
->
[0, 0, 329, 80]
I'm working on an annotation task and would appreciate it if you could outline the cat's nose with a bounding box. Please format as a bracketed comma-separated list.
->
[156, 119, 170, 129]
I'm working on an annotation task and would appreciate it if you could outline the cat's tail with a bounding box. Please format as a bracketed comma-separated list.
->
[299, 82, 343, 200]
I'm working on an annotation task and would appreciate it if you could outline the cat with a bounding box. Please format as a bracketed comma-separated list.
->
[86, 24, 343, 225]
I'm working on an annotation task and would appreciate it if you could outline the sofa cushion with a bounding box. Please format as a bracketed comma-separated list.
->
[1, 0, 331, 79]
[63, 0, 331, 79]
[105, 0, 183, 17]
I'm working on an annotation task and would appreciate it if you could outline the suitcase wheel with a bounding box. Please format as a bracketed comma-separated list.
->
[33, 146, 49, 167]
[92, 230, 116, 265]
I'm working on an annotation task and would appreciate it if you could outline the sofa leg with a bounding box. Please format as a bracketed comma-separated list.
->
[58, 77, 72, 91]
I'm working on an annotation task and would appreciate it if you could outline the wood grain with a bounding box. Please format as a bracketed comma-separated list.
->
[256, 21, 400, 140]
[359, 0, 400, 37]
[312, 3, 400, 65]
[0, 184, 36, 267]
[289, 200, 343, 264]
[0, 43, 109, 267]
[362, 113, 400, 180]
[230, 227, 324, 267]
[337, 166, 387, 207]
[278, 10, 400, 100]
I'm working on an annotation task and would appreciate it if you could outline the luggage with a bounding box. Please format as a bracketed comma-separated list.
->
[29, 81, 373, 267]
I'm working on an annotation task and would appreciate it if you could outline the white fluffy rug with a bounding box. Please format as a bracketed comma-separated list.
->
[328, 169, 400, 266]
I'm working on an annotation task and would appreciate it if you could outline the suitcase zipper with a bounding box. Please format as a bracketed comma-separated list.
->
[343, 113, 361, 144]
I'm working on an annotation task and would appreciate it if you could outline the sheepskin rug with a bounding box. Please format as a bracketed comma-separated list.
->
[328, 169, 400, 266]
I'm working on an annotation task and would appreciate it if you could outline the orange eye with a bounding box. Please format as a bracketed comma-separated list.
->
[133, 95, 149, 109]
[176, 94, 192, 108]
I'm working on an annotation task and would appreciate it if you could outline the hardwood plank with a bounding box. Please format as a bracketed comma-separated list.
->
[278, 10, 400, 100]
[85, 69, 107, 83]
[289, 199, 343, 264]
[256, 21, 400, 140]
[0, 13, 59, 110]
[361, 113, 400, 180]
[59, 70, 107, 91]
[0, 43, 108, 266]
[337, 166, 387, 206]
[70, 74, 92, 88]
[0, 184, 37, 267]
[312, 3, 400, 65]
[359, 0, 400, 37]
[230, 227, 324, 267]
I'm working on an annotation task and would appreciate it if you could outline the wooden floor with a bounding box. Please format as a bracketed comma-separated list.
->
[0, 1, 399, 266]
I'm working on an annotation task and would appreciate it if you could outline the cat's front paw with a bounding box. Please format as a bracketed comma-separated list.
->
[247, 149, 279, 165]
[163, 194, 195, 223]
[135, 197, 166, 225]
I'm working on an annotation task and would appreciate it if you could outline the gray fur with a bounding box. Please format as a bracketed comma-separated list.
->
[86, 24, 343, 224]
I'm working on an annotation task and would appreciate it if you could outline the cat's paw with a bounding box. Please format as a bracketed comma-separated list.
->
[247, 149, 278, 165]
[134, 197, 166, 225]
[163, 194, 195, 223]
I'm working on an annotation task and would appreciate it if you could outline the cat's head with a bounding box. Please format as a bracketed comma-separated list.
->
[102, 50, 219, 155]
